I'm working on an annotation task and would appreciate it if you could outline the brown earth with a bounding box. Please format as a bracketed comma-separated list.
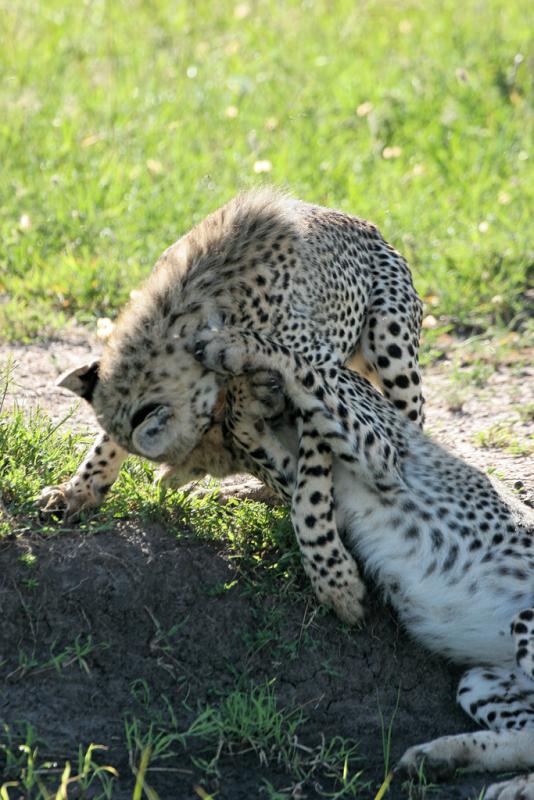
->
[0, 330, 533, 799]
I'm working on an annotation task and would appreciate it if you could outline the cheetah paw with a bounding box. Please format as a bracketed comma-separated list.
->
[186, 328, 252, 376]
[485, 775, 534, 800]
[320, 578, 366, 627]
[248, 370, 286, 418]
[396, 742, 460, 782]
[37, 482, 99, 523]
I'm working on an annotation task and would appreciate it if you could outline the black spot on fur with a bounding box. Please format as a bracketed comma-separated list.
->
[387, 344, 402, 359]
[395, 374, 409, 389]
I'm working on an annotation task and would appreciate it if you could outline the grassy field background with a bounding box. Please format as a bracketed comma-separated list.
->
[1, 2, 533, 798]
[1, 0, 533, 341]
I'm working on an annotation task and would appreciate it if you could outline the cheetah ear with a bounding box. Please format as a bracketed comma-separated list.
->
[57, 360, 100, 404]
[132, 406, 172, 459]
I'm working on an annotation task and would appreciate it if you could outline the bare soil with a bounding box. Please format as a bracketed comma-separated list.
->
[1, 330, 533, 799]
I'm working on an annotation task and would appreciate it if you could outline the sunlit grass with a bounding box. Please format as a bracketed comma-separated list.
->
[0, 379, 297, 595]
[1, 0, 533, 340]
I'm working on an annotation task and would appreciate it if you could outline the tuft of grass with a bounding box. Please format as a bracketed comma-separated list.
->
[475, 422, 533, 456]
[125, 681, 366, 798]
[0, 405, 87, 516]
[422, 323, 534, 371]
[378, 688, 401, 779]
[401, 767, 438, 800]
[169, 489, 298, 591]
[449, 360, 494, 390]
[0, 724, 118, 800]
[8, 634, 110, 681]
[517, 402, 534, 423]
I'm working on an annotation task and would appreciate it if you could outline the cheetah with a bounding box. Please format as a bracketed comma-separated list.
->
[39, 188, 424, 624]
[184, 324, 534, 799]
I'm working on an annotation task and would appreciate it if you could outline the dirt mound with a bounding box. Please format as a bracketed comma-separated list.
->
[1, 332, 533, 797]
[1, 522, 485, 799]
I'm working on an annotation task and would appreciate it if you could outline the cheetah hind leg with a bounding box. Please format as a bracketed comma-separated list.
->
[360, 296, 425, 428]
[456, 665, 534, 732]
[397, 665, 534, 781]
[485, 773, 534, 800]
[476, 604, 534, 800]
[482, 607, 534, 797]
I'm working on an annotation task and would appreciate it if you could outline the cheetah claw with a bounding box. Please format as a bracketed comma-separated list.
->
[248, 370, 285, 417]
[185, 329, 254, 377]
[37, 483, 98, 523]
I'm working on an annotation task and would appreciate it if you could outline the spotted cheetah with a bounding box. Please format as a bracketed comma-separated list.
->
[185, 324, 534, 799]
[39, 189, 424, 624]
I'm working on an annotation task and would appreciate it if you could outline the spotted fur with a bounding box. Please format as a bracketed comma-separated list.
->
[186, 324, 534, 795]
[39, 189, 423, 541]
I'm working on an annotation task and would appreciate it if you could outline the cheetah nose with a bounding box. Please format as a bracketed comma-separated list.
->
[131, 403, 163, 430]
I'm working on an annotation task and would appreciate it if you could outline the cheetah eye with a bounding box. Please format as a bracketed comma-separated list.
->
[131, 403, 161, 430]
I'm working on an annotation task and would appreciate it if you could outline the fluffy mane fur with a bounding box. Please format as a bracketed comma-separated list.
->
[103, 188, 299, 374]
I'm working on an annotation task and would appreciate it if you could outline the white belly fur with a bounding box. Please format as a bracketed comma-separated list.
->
[333, 461, 523, 667]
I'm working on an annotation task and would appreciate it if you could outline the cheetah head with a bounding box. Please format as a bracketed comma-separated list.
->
[57, 337, 225, 465]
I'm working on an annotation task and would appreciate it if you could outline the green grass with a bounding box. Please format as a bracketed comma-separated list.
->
[9, 634, 110, 680]
[1, 0, 533, 341]
[0, 725, 118, 800]
[474, 421, 533, 456]
[125, 681, 367, 799]
[0, 6, 532, 798]
[1, 684, 367, 800]
[0, 384, 299, 586]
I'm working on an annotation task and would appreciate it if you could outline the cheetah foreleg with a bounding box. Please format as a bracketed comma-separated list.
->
[291, 417, 366, 625]
[38, 432, 127, 522]
[187, 327, 401, 490]
[187, 326, 339, 403]
[225, 373, 366, 623]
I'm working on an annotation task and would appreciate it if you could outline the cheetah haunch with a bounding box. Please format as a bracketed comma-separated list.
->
[40, 189, 424, 625]
[185, 324, 534, 799]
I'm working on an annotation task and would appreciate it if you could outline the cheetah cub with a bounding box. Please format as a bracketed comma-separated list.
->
[186, 324, 534, 799]
[39, 188, 424, 625]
